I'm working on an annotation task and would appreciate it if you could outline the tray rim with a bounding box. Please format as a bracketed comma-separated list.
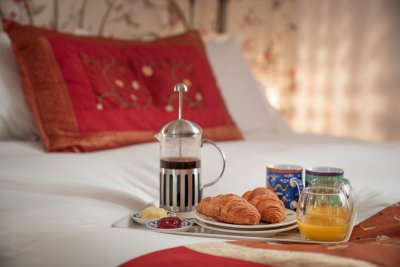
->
[112, 211, 358, 245]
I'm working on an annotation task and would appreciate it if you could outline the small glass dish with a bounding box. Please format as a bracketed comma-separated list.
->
[131, 211, 176, 225]
[146, 219, 194, 233]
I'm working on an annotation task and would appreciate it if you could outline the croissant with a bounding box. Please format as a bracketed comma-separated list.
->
[196, 194, 261, 225]
[242, 187, 286, 223]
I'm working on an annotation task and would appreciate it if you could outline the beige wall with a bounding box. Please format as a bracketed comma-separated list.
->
[292, 0, 400, 142]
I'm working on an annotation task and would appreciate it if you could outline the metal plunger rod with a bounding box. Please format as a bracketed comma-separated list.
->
[174, 83, 188, 120]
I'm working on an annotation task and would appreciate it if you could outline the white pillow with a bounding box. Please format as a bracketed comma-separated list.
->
[205, 35, 291, 140]
[0, 32, 38, 140]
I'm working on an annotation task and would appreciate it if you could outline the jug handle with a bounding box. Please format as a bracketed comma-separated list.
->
[200, 139, 226, 194]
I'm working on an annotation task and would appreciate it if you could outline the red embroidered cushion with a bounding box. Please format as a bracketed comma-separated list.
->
[3, 20, 242, 152]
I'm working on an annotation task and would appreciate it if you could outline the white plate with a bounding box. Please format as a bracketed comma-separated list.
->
[146, 219, 194, 232]
[193, 209, 296, 230]
[196, 220, 298, 236]
[131, 211, 176, 225]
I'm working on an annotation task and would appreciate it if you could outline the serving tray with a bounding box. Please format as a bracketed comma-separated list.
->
[111, 211, 357, 244]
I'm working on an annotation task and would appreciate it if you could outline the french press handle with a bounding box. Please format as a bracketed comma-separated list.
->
[200, 139, 226, 195]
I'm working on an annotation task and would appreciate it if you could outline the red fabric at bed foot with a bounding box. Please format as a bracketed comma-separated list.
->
[120, 246, 271, 267]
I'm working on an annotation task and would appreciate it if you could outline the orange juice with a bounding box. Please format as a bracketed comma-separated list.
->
[297, 206, 350, 242]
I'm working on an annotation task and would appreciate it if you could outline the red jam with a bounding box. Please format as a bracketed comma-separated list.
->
[158, 217, 182, 229]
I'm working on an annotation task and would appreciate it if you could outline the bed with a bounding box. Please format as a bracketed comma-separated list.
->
[1, 3, 400, 267]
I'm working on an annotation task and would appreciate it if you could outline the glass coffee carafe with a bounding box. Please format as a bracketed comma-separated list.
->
[155, 83, 226, 212]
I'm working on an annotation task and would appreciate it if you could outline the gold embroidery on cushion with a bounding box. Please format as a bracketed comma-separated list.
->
[142, 65, 153, 76]
[21, 37, 80, 151]
[195, 92, 203, 102]
[143, 58, 202, 110]
[165, 104, 174, 113]
[115, 79, 124, 87]
[131, 80, 140, 90]
[81, 54, 152, 110]
[183, 78, 192, 86]
[96, 103, 104, 110]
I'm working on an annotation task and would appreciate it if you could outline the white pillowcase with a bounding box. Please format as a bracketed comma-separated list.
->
[0, 32, 38, 140]
[0, 31, 289, 141]
[205, 35, 291, 139]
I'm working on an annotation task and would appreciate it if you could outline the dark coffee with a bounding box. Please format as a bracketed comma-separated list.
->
[160, 157, 201, 169]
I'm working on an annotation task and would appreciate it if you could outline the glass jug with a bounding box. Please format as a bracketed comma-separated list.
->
[155, 83, 226, 212]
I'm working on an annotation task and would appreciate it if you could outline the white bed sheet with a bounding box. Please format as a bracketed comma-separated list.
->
[0, 134, 399, 267]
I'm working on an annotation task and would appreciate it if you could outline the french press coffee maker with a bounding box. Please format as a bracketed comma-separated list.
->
[155, 83, 226, 212]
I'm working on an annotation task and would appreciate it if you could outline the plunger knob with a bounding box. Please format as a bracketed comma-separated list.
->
[174, 83, 188, 120]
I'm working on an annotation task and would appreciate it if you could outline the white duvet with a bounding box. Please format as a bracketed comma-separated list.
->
[1, 32, 399, 266]
[0, 134, 399, 267]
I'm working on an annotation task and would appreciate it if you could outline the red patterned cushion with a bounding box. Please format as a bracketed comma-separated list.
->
[3, 20, 242, 152]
